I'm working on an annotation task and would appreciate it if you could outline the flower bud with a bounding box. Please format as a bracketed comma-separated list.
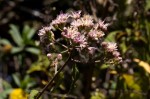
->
[47, 53, 52, 59]
[57, 54, 62, 60]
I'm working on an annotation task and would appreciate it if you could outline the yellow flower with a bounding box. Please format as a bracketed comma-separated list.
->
[9, 88, 28, 99]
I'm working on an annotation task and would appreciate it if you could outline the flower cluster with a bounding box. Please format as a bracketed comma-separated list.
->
[38, 11, 122, 64]
[101, 42, 122, 62]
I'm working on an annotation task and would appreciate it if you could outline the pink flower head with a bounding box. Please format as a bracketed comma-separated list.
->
[71, 19, 83, 27]
[72, 34, 87, 48]
[62, 27, 79, 39]
[88, 30, 105, 40]
[106, 42, 117, 52]
[73, 34, 86, 44]
[38, 27, 51, 36]
[71, 10, 81, 19]
[51, 13, 69, 25]
[81, 15, 94, 27]
[102, 42, 118, 52]
[98, 19, 109, 31]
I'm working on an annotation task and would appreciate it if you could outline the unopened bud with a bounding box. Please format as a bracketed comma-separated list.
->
[57, 54, 62, 60]
[47, 53, 52, 59]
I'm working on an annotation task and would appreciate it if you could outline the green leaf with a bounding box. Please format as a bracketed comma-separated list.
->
[29, 90, 39, 99]
[21, 75, 32, 89]
[9, 24, 23, 46]
[11, 47, 24, 54]
[123, 74, 141, 91]
[27, 28, 36, 39]
[25, 47, 40, 55]
[0, 39, 11, 45]
[0, 89, 12, 99]
[69, 64, 80, 92]
[22, 25, 36, 40]
[146, 0, 150, 11]
[27, 65, 46, 74]
[105, 31, 120, 42]
[2, 79, 12, 89]
[12, 73, 21, 87]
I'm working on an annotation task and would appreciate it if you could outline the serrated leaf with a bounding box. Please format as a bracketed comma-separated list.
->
[9, 24, 23, 46]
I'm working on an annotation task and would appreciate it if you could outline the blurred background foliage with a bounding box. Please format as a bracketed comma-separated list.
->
[0, 0, 150, 99]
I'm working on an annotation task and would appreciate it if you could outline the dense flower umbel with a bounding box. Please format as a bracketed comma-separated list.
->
[38, 11, 122, 63]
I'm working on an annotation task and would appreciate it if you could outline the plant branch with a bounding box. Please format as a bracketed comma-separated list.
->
[35, 52, 72, 99]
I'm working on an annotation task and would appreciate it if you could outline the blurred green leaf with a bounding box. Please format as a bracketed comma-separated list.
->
[69, 64, 80, 92]
[91, 90, 105, 99]
[0, 39, 11, 45]
[12, 73, 21, 87]
[146, 0, 150, 11]
[9, 24, 23, 46]
[11, 47, 24, 54]
[29, 90, 39, 99]
[21, 75, 36, 89]
[0, 89, 12, 99]
[105, 31, 120, 42]
[27, 65, 46, 74]
[123, 74, 141, 91]
[25, 47, 40, 55]
[2, 79, 12, 89]
[23, 25, 36, 40]
[134, 58, 150, 74]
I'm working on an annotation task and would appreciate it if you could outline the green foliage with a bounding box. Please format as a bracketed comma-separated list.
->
[0, 24, 40, 55]
[29, 90, 39, 99]
[12, 73, 36, 91]
[1, 0, 150, 99]
[0, 79, 12, 99]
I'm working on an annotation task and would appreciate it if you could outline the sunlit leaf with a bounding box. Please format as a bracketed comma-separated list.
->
[134, 58, 150, 74]
[29, 90, 39, 99]
[27, 65, 46, 74]
[146, 0, 150, 11]
[123, 74, 141, 90]
[109, 70, 117, 74]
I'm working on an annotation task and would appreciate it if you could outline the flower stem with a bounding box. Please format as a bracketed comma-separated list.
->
[35, 53, 72, 99]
